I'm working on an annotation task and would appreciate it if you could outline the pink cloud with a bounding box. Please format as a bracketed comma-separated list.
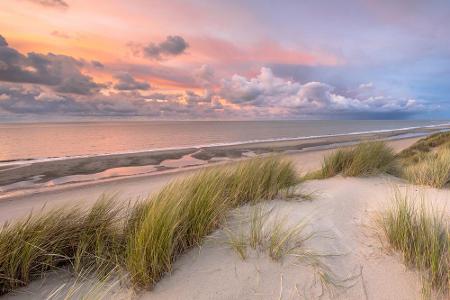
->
[191, 36, 341, 67]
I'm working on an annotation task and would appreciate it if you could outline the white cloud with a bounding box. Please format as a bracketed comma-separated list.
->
[220, 67, 424, 115]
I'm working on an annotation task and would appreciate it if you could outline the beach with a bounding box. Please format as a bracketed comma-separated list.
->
[2, 134, 449, 299]
[2, 123, 449, 199]
[0, 136, 421, 224]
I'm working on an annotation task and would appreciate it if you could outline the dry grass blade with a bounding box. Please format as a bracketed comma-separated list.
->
[378, 189, 449, 294]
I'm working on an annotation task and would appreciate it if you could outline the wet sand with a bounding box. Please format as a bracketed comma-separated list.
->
[1, 124, 448, 192]
[0, 137, 420, 224]
[3, 136, 448, 300]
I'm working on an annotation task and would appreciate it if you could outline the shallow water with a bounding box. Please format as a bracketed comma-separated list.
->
[0, 120, 447, 162]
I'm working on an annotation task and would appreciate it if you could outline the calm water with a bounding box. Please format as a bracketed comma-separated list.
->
[0, 120, 447, 162]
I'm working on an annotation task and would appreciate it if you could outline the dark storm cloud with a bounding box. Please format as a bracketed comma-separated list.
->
[26, 0, 68, 8]
[143, 35, 189, 60]
[113, 73, 150, 91]
[0, 35, 104, 95]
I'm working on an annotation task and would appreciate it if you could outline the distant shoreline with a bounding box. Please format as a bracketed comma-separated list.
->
[1, 121, 449, 166]
[1, 124, 449, 199]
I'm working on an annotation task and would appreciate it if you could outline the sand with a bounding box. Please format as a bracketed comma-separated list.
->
[2, 136, 449, 299]
[2, 124, 447, 188]
[0, 137, 419, 224]
[143, 176, 449, 300]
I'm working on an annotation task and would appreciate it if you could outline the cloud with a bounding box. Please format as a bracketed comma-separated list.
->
[55, 74, 105, 95]
[194, 64, 215, 87]
[113, 72, 150, 91]
[0, 35, 104, 95]
[220, 67, 300, 106]
[25, 0, 68, 8]
[0, 35, 7, 47]
[143, 35, 189, 60]
[220, 67, 426, 116]
[91, 60, 104, 68]
[51, 30, 71, 39]
[0, 83, 227, 118]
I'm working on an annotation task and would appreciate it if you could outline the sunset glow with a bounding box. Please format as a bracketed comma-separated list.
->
[0, 0, 449, 120]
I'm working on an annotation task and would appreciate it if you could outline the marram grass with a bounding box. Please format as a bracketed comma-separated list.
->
[0, 156, 298, 295]
[379, 189, 449, 294]
[402, 147, 450, 189]
[125, 156, 298, 287]
[307, 141, 395, 179]
[395, 132, 450, 188]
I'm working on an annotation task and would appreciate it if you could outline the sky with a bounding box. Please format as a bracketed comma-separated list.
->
[0, 0, 449, 121]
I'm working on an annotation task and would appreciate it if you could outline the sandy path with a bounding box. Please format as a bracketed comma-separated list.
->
[0, 138, 419, 224]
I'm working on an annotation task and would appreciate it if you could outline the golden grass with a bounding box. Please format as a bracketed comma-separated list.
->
[125, 157, 298, 287]
[378, 189, 449, 294]
[0, 157, 298, 295]
[402, 147, 450, 189]
[397, 131, 450, 165]
[307, 141, 395, 179]
[0, 196, 124, 295]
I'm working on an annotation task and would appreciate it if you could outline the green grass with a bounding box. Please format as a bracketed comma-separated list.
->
[307, 141, 395, 179]
[379, 189, 449, 294]
[125, 157, 298, 287]
[0, 156, 298, 295]
[0, 197, 124, 295]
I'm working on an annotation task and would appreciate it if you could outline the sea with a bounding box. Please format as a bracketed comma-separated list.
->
[1, 120, 448, 163]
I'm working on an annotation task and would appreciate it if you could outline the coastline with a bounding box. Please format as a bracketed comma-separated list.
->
[1, 124, 449, 196]
[0, 136, 420, 224]
[2, 135, 448, 300]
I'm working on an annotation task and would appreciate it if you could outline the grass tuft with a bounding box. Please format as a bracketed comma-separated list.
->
[402, 147, 450, 189]
[307, 141, 395, 179]
[378, 189, 449, 293]
[0, 196, 123, 295]
[125, 156, 298, 287]
[0, 156, 299, 295]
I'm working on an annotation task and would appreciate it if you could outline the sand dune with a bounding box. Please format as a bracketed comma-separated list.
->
[3, 136, 446, 299]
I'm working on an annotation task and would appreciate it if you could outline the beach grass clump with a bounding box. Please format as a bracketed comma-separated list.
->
[0, 197, 123, 295]
[125, 156, 298, 287]
[308, 141, 395, 179]
[396, 133, 450, 188]
[225, 205, 311, 262]
[267, 217, 309, 261]
[397, 132, 450, 165]
[0, 157, 298, 295]
[379, 190, 449, 293]
[402, 148, 450, 188]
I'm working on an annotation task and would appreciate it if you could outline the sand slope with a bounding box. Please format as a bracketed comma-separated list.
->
[4, 177, 448, 299]
[142, 175, 450, 299]
[4, 137, 448, 299]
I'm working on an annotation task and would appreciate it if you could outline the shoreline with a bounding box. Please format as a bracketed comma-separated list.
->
[0, 136, 421, 224]
[1, 125, 448, 199]
[1, 121, 449, 167]
[2, 136, 447, 300]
